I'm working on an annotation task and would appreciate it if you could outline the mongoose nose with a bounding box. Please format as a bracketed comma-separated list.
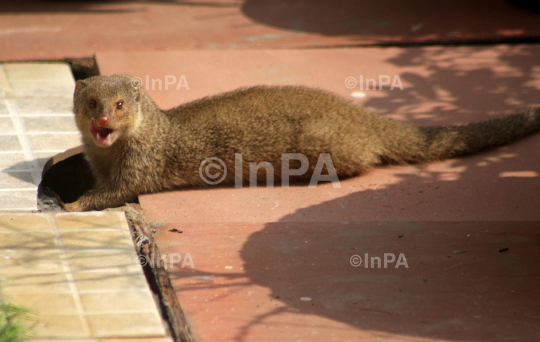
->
[97, 117, 109, 127]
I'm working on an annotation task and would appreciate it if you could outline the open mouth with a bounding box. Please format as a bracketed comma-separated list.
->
[89, 118, 115, 147]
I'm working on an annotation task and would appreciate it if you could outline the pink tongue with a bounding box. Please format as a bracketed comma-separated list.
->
[89, 118, 112, 137]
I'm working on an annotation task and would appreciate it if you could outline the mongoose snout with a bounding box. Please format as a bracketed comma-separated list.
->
[89, 118, 115, 147]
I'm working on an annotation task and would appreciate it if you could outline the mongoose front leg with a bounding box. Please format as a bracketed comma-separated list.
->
[64, 182, 138, 211]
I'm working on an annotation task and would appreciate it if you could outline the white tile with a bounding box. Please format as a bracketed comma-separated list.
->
[4, 63, 74, 83]
[0, 212, 169, 338]
[29, 133, 81, 152]
[0, 101, 9, 114]
[23, 116, 78, 133]
[87, 313, 166, 338]
[0, 214, 49, 231]
[0, 66, 10, 99]
[0, 152, 28, 171]
[0, 172, 36, 188]
[73, 272, 149, 292]
[4, 293, 79, 315]
[0, 249, 63, 274]
[0, 117, 15, 133]
[35, 152, 58, 168]
[59, 230, 135, 251]
[9, 81, 75, 98]
[15, 98, 73, 116]
[0, 273, 72, 294]
[0, 63, 77, 211]
[0, 232, 56, 249]
[65, 250, 140, 273]
[0, 136, 22, 151]
[56, 212, 130, 231]
[0, 190, 37, 210]
[80, 290, 157, 314]
[32, 314, 90, 338]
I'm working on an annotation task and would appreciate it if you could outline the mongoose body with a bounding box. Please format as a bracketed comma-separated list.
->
[66, 74, 540, 211]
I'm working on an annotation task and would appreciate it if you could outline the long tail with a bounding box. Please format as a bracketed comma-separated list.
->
[379, 107, 540, 163]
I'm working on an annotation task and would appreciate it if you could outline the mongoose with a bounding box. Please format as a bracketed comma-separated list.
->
[65, 74, 540, 211]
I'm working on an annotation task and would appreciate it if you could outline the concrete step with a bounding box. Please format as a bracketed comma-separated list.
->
[0, 62, 80, 211]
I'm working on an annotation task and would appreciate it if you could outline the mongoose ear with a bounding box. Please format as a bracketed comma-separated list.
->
[131, 82, 141, 102]
[74, 80, 87, 96]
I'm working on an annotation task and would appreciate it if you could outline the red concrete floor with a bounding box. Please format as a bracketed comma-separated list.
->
[96, 47, 540, 341]
[1, 0, 539, 340]
[154, 222, 540, 342]
[2, 0, 540, 61]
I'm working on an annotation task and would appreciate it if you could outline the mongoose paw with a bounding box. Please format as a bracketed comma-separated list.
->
[64, 202, 82, 212]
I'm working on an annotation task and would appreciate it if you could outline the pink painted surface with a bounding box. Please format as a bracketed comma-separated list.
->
[158, 221, 540, 342]
[96, 47, 540, 341]
[2, 0, 540, 60]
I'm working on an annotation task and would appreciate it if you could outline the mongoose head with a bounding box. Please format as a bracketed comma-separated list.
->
[73, 74, 143, 148]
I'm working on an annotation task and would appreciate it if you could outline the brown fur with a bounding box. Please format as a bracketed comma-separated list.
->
[66, 74, 540, 211]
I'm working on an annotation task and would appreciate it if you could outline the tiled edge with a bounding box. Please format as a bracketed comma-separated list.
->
[0, 63, 81, 211]
[0, 212, 170, 340]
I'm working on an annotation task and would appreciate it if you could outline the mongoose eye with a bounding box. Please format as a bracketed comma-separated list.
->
[116, 101, 124, 110]
[89, 100, 96, 109]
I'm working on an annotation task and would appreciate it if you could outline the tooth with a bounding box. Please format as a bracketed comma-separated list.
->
[96, 133, 100, 141]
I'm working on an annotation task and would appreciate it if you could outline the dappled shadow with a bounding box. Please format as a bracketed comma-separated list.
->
[362, 45, 540, 126]
[0, 214, 141, 293]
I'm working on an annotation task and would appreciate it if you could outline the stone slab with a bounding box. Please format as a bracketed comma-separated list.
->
[0, 212, 171, 340]
[0, 62, 79, 211]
